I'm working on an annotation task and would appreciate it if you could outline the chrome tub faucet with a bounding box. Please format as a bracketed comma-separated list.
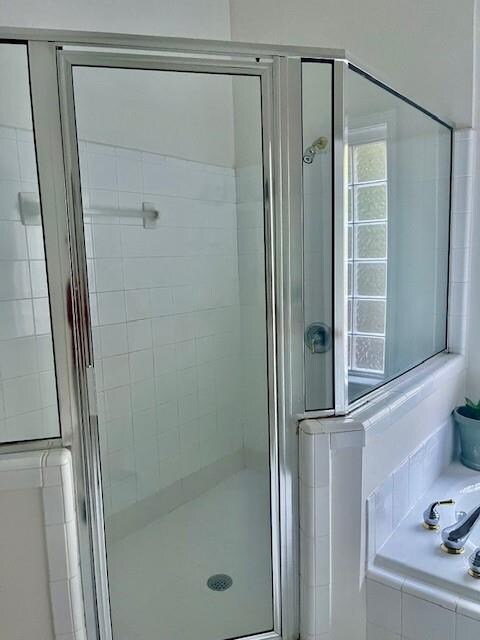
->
[423, 499, 455, 530]
[441, 505, 480, 554]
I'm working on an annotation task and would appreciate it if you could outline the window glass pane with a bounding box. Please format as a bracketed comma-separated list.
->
[353, 335, 385, 372]
[346, 66, 451, 403]
[355, 223, 387, 259]
[354, 141, 387, 182]
[354, 299, 386, 334]
[355, 263, 387, 297]
[355, 184, 387, 221]
[0, 43, 59, 443]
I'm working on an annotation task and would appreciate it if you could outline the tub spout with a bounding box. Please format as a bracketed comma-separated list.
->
[441, 505, 480, 554]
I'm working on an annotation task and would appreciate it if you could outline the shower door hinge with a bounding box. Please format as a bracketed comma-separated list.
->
[86, 365, 98, 418]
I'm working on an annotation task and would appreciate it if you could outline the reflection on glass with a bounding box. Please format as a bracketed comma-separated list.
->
[0, 44, 59, 443]
[72, 65, 273, 640]
[346, 67, 451, 402]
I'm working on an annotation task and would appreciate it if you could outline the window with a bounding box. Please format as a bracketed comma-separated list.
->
[345, 66, 451, 406]
[348, 132, 388, 376]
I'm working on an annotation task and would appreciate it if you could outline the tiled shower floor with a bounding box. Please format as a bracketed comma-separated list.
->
[107, 468, 273, 640]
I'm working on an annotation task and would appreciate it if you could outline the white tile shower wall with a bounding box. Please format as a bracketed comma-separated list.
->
[366, 572, 480, 640]
[448, 129, 475, 355]
[366, 417, 455, 563]
[0, 125, 58, 442]
[79, 140, 245, 516]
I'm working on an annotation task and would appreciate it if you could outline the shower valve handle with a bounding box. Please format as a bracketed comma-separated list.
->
[305, 323, 332, 354]
[423, 499, 455, 530]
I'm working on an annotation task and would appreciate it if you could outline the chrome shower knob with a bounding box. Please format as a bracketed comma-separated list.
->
[305, 323, 332, 354]
[422, 499, 455, 531]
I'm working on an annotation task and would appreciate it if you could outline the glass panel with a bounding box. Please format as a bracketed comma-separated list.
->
[355, 184, 387, 221]
[0, 44, 59, 443]
[302, 62, 334, 410]
[353, 335, 385, 372]
[346, 66, 451, 403]
[354, 299, 386, 334]
[355, 263, 387, 297]
[73, 66, 273, 640]
[354, 141, 387, 182]
[355, 223, 387, 259]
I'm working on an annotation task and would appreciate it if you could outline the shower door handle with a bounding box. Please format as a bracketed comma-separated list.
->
[305, 323, 332, 354]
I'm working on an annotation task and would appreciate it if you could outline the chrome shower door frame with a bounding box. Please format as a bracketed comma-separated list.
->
[57, 48, 290, 640]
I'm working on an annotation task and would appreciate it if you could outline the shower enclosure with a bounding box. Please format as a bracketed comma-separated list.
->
[0, 30, 453, 640]
[61, 51, 279, 640]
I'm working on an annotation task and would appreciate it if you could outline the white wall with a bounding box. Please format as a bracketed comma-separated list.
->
[466, 2, 480, 397]
[0, 44, 33, 130]
[0, 487, 54, 640]
[0, 1, 234, 166]
[0, 0, 231, 40]
[230, 0, 475, 128]
[2, 0, 475, 129]
[73, 66, 235, 166]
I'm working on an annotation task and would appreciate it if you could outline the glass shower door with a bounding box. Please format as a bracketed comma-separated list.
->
[60, 52, 278, 640]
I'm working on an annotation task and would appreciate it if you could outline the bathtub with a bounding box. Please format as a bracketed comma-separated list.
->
[375, 462, 480, 603]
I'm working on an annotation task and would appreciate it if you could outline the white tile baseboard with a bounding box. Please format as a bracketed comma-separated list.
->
[366, 569, 480, 640]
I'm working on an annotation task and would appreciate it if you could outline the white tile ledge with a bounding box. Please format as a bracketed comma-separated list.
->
[367, 565, 480, 622]
[300, 353, 464, 444]
[0, 448, 86, 639]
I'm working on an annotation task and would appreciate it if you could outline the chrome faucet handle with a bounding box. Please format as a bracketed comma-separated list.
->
[423, 499, 455, 530]
[468, 548, 480, 579]
[441, 505, 480, 554]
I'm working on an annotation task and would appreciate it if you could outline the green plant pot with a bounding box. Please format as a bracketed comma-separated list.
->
[454, 407, 480, 471]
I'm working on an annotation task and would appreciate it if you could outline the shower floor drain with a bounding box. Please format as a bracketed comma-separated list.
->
[207, 574, 233, 591]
